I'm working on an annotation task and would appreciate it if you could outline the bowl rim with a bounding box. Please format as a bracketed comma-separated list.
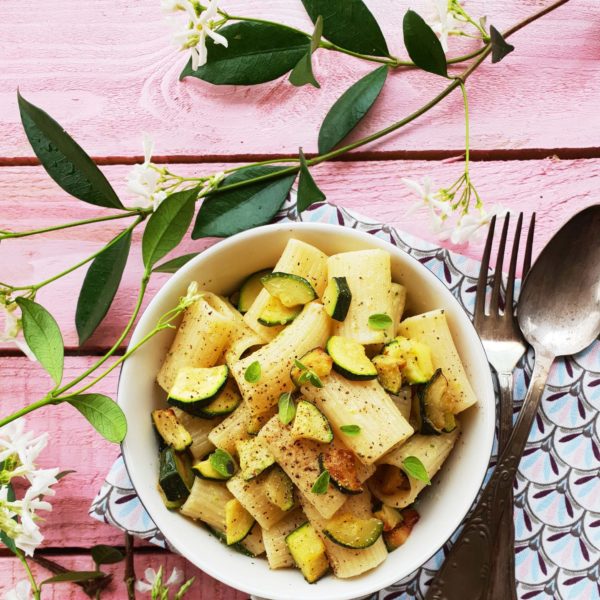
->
[119, 221, 495, 600]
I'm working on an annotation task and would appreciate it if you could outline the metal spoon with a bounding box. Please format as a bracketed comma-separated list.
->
[425, 205, 600, 600]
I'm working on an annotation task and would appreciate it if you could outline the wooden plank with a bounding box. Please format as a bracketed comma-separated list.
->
[1, 158, 597, 349]
[0, 0, 594, 159]
[0, 357, 125, 548]
[0, 552, 246, 599]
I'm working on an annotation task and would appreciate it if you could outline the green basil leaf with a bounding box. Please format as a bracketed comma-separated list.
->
[318, 65, 388, 153]
[278, 392, 296, 425]
[75, 230, 131, 345]
[402, 456, 431, 485]
[68, 394, 127, 443]
[142, 188, 197, 270]
[297, 149, 326, 212]
[368, 313, 393, 330]
[244, 361, 261, 383]
[192, 166, 296, 238]
[152, 253, 199, 274]
[306, 371, 323, 388]
[294, 359, 307, 371]
[16, 298, 64, 386]
[489, 25, 514, 64]
[403, 10, 447, 78]
[181, 22, 309, 85]
[17, 93, 122, 210]
[311, 469, 330, 494]
[289, 16, 323, 88]
[209, 449, 235, 478]
[91, 545, 125, 565]
[301, 0, 389, 57]
[42, 571, 105, 585]
[340, 424, 361, 436]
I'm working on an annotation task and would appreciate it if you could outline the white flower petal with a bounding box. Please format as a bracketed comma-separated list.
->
[205, 27, 228, 48]
[166, 566, 183, 587]
[135, 580, 154, 593]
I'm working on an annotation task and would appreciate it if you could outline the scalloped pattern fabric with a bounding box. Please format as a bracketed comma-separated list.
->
[90, 201, 600, 600]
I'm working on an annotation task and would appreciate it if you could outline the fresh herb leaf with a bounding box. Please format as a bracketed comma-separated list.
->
[142, 187, 198, 269]
[91, 545, 125, 566]
[297, 148, 326, 212]
[301, 0, 389, 57]
[68, 394, 127, 443]
[278, 392, 296, 425]
[402, 456, 431, 485]
[210, 449, 235, 478]
[244, 361, 261, 383]
[340, 424, 361, 436]
[289, 16, 323, 88]
[181, 22, 309, 84]
[368, 313, 393, 330]
[294, 359, 323, 388]
[16, 297, 64, 386]
[192, 166, 296, 238]
[489, 25, 515, 64]
[75, 230, 131, 345]
[403, 10, 448, 78]
[41, 571, 105, 585]
[311, 469, 330, 494]
[17, 92, 123, 209]
[152, 253, 199, 274]
[318, 65, 388, 153]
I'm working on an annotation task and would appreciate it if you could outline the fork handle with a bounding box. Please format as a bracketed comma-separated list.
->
[425, 351, 554, 600]
[484, 372, 517, 600]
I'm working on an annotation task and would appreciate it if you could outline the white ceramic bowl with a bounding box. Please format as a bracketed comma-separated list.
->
[119, 222, 495, 600]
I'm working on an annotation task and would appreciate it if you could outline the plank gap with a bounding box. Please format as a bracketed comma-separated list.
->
[2, 146, 600, 167]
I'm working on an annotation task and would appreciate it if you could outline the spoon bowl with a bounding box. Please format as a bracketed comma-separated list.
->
[518, 204, 600, 355]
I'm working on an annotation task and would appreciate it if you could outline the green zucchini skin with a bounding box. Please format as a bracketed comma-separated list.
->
[167, 366, 229, 415]
[237, 268, 271, 314]
[152, 408, 193, 451]
[205, 525, 256, 557]
[260, 272, 317, 307]
[158, 447, 194, 502]
[326, 336, 378, 381]
[257, 301, 302, 326]
[323, 276, 352, 321]
[322, 516, 384, 549]
[417, 368, 454, 435]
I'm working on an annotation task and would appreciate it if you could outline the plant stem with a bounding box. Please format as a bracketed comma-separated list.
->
[0, 211, 144, 240]
[16, 550, 41, 599]
[459, 81, 470, 175]
[0, 394, 52, 427]
[124, 533, 136, 600]
[8, 217, 144, 293]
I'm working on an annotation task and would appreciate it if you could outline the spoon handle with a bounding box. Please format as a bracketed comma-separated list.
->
[425, 351, 554, 600]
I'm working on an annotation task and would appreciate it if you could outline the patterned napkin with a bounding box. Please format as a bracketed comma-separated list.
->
[90, 201, 600, 600]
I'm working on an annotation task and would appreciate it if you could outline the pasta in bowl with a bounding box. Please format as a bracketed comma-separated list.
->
[119, 223, 495, 600]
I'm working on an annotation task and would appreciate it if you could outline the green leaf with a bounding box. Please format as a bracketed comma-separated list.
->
[75, 230, 131, 345]
[17, 93, 122, 209]
[340, 424, 361, 436]
[297, 149, 326, 212]
[181, 22, 309, 85]
[56, 470, 76, 480]
[142, 188, 198, 270]
[301, 0, 389, 57]
[244, 361, 261, 383]
[0, 480, 17, 552]
[403, 10, 448, 78]
[68, 394, 127, 443]
[368, 313, 393, 330]
[42, 571, 105, 585]
[311, 469, 330, 494]
[402, 456, 431, 485]
[278, 392, 296, 425]
[489, 25, 515, 64]
[318, 65, 388, 153]
[289, 16, 323, 88]
[152, 253, 199, 274]
[91, 545, 125, 565]
[16, 298, 64, 386]
[209, 449, 235, 478]
[192, 167, 296, 239]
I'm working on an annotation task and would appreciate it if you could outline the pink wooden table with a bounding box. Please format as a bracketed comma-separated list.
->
[0, 0, 597, 597]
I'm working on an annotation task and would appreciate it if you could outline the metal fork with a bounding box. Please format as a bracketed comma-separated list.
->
[425, 211, 536, 600]
[474, 212, 536, 600]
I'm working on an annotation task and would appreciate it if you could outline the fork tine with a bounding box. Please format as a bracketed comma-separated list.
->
[504, 212, 523, 315]
[522, 212, 536, 277]
[490, 213, 510, 315]
[474, 215, 497, 324]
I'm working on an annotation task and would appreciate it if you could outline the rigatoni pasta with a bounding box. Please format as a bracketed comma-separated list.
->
[151, 237, 478, 583]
